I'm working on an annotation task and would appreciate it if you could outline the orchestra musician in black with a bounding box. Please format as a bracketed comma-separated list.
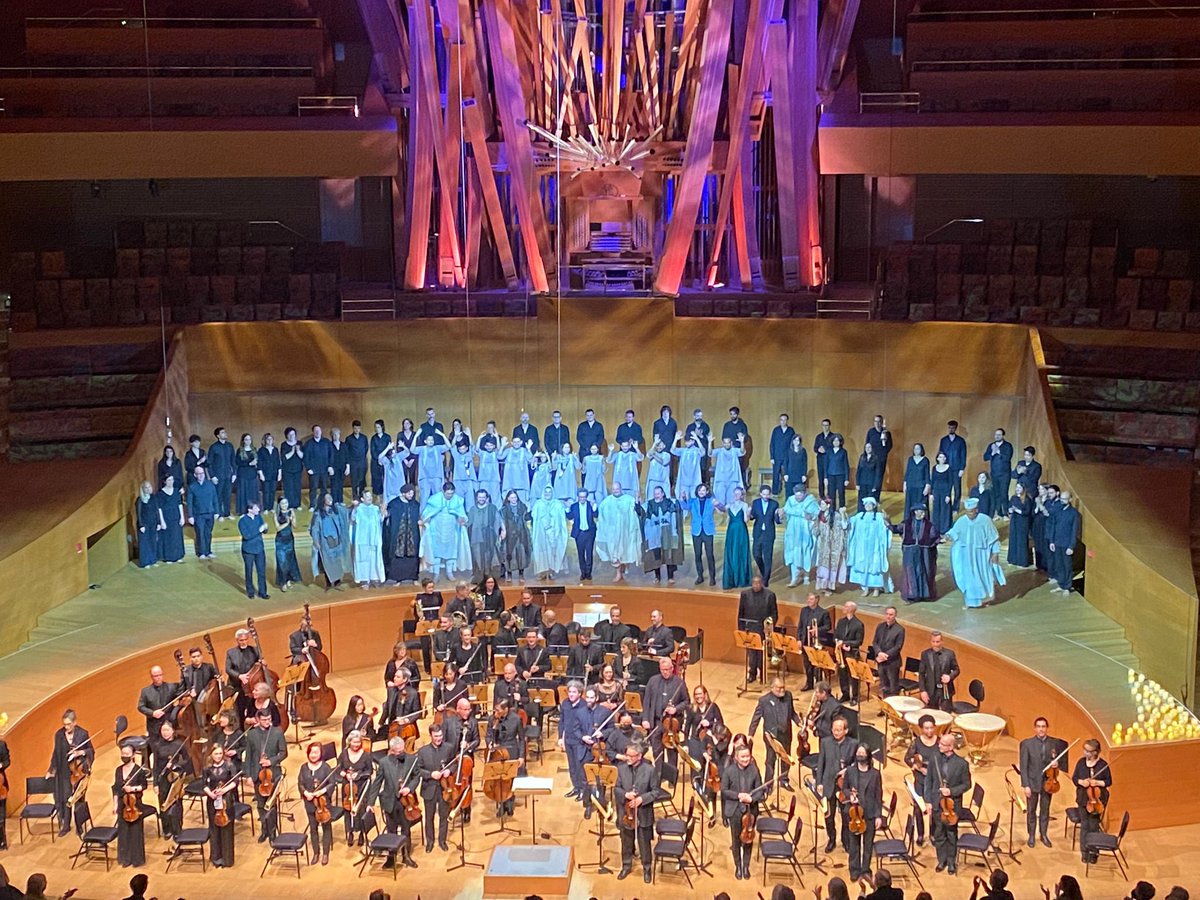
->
[918, 631, 960, 712]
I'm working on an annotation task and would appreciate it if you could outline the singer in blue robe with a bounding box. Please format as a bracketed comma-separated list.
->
[942, 498, 1005, 608]
[847, 497, 894, 594]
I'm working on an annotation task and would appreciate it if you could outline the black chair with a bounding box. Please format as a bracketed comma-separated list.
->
[957, 813, 1003, 873]
[755, 794, 796, 859]
[1064, 806, 1081, 848]
[652, 817, 696, 886]
[655, 796, 694, 838]
[1084, 810, 1130, 879]
[957, 783, 986, 834]
[166, 827, 209, 872]
[951, 679, 985, 715]
[654, 762, 681, 818]
[879, 790, 899, 838]
[873, 815, 924, 889]
[897, 658, 921, 695]
[760, 822, 806, 887]
[70, 814, 118, 871]
[260, 831, 310, 879]
[184, 778, 208, 821]
[358, 821, 406, 880]
[19, 776, 58, 843]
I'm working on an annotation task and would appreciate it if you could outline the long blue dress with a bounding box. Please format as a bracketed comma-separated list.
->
[156, 488, 185, 562]
[722, 504, 753, 589]
[1006, 493, 1033, 566]
[903, 456, 931, 515]
[274, 510, 303, 586]
[930, 464, 956, 532]
[136, 495, 160, 567]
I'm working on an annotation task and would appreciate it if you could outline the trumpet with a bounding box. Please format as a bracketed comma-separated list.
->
[764, 616, 783, 667]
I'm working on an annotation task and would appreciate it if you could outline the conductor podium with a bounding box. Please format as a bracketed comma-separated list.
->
[483, 844, 574, 896]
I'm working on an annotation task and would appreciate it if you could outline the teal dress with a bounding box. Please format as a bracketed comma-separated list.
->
[722, 505, 753, 589]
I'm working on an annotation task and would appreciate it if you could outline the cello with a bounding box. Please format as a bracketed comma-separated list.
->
[243, 617, 289, 733]
[294, 603, 337, 725]
[482, 714, 515, 806]
[443, 741, 474, 819]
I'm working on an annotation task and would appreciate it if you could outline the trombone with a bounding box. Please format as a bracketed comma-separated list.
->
[765, 617, 784, 668]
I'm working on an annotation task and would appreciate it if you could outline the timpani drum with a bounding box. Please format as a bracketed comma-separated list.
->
[883, 696, 924, 750]
[953, 712, 1007, 765]
[904, 708, 953, 737]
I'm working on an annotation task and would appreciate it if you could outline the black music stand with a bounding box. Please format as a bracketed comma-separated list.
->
[1002, 770, 1025, 865]
[484, 760, 523, 839]
[578, 766, 618, 873]
[734, 630, 762, 696]
[447, 790, 483, 872]
[803, 777, 829, 874]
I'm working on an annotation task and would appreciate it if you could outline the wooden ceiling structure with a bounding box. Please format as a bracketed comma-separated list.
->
[356, 0, 859, 294]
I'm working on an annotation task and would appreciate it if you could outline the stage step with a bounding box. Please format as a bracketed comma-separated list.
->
[818, 282, 875, 319]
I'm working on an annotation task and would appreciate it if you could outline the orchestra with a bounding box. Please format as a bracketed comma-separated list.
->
[17, 591, 1132, 891]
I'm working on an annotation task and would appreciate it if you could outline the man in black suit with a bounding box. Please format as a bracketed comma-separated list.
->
[567, 489, 597, 581]
[816, 715, 862, 853]
[748, 677, 800, 791]
[370, 736, 421, 868]
[543, 410, 570, 457]
[721, 741, 763, 880]
[416, 725, 456, 852]
[749, 485, 782, 584]
[842, 744, 884, 881]
[864, 414, 892, 487]
[798, 593, 833, 690]
[576, 409, 605, 460]
[595, 605, 632, 651]
[813, 419, 837, 500]
[834, 600, 865, 704]
[1018, 716, 1068, 849]
[768, 414, 796, 494]
[871, 606, 906, 698]
[737, 574, 778, 684]
[918, 631, 960, 712]
[615, 742, 658, 883]
[923, 734, 972, 874]
[512, 411, 540, 454]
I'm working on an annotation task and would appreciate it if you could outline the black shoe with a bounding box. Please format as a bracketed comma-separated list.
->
[404, 854, 418, 869]
[1027, 836, 1036, 848]
[695, 576, 704, 585]
[564, 789, 580, 799]
[463, 811, 471, 825]
[709, 578, 716, 585]
[824, 838, 836, 853]
[438, 841, 449, 852]
[247, 592, 255, 599]
[1041, 835, 1053, 848]
[357, 833, 365, 847]
[257, 832, 269, 843]
[948, 865, 958, 876]
[425, 842, 434, 853]
[643, 868, 652, 883]
[935, 863, 945, 873]
[838, 695, 849, 703]
[617, 866, 631, 880]
[310, 853, 321, 866]
[802, 682, 814, 692]
[57, 826, 71, 838]
[780, 778, 793, 792]
[382, 858, 396, 870]
[584, 803, 592, 819]
[258, 593, 270, 600]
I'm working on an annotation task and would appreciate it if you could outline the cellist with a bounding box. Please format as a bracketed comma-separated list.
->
[720, 741, 762, 881]
[484, 698, 524, 818]
[416, 724, 456, 853]
[336, 729, 374, 846]
[442, 698, 480, 824]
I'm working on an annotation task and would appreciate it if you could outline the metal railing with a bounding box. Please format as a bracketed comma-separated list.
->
[0, 64, 315, 78]
[910, 4, 1200, 21]
[912, 56, 1200, 70]
[297, 96, 360, 117]
[859, 91, 921, 112]
[26, 16, 322, 29]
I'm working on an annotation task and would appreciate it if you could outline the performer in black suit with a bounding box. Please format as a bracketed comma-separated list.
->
[871, 606, 906, 698]
[918, 631, 960, 712]
[615, 742, 658, 884]
[749, 486, 782, 585]
[1018, 716, 1069, 849]
[748, 678, 800, 791]
[924, 733, 972, 875]
[721, 741, 763, 880]
[834, 601, 865, 703]
[737, 574, 777, 684]
[842, 744, 884, 881]
[816, 715, 861, 853]
[567, 490, 597, 582]
[1073, 739, 1112, 864]
[48, 709, 93, 836]
[798, 593, 833, 690]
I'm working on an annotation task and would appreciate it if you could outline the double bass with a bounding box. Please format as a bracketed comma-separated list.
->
[243, 617, 289, 733]
[293, 603, 337, 725]
[172, 649, 208, 776]
[482, 712, 516, 805]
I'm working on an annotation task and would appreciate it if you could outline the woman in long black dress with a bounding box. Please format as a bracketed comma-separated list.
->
[155, 474, 185, 563]
[337, 730, 375, 846]
[274, 498, 303, 591]
[157, 446, 184, 495]
[257, 433, 282, 510]
[1007, 482, 1034, 566]
[204, 745, 238, 868]
[298, 742, 339, 865]
[234, 433, 260, 516]
[112, 745, 148, 867]
[135, 480, 164, 568]
[384, 484, 421, 584]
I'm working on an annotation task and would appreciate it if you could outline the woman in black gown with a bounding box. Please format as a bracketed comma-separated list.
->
[112, 746, 148, 867]
[204, 745, 238, 868]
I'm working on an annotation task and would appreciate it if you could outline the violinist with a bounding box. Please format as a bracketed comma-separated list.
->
[213, 710, 244, 771]
[416, 724, 456, 853]
[566, 629, 605, 684]
[749, 677, 800, 791]
[842, 746, 883, 881]
[383, 669, 423, 742]
[224, 628, 261, 693]
[1072, 738, 1112, 864]
[241, 708, 286, 843]
[615, 741, 657, 884]
[112, 743, 149, 868]
[433, 664, 467, 715]
[905, 713, 940, 846]
[341, 695, 379, 747]
[136, 665, 182, 742]
[516, 629, 548, 681]
[798, 593, 833, 690]
[485, 698, 525, 817]
[809, 681, 843, 742]
[684, 684, 724, 753]
[922, 734, 971, 875]
[203, 744, 238, 868]
[720, 742, 762, 881]
[642, 608, 675, 657]
[368, 736, 420, 869]
[47, 709, 92, 837]
[299, 742, 338, 866]
[450, 626, 485, 680]
[594, 663, 623, 708]
[833, 601, 865, 704]
[816, 715, 862, 854]
[541, 609, 569, 653]
[238, 681, 282, 731]
[337, 730, 374, 847]
[606, 710, 640, 764]
[493, 663, 532, 722]
[414, 578, 444, 674]
[383, 642, 421, 718]
[641, 657, 687, 772]
[557, 681, 591, 812]
[1018, 716, 1068, 849]
[150, 722, 189, 840]
[918, 631, 960, 712]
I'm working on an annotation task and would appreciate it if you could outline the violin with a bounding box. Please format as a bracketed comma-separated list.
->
[213, 803, 230, 828]
[314, 794, 332, 824]
[294, 604, 338, 725]
[122, 789, 143, 823]
[257, 763, 275, 798]
[705, 759, 721, 796]
[674, 641, 691, 681]
[591, 738, 608, 765]
[740, 806, 757, 845]
[68, 756, 88, 786]
[835, 772, 848, 804]
[1043, 764, 1061, 794]
[1085, 783, 1105, 816]
[401, 790, 422, 823]
[938, 793, 959, 825]
[847, 788, 867, 835]
[342, 776, 357, 812]
[623, 796, 637, 828]
[660, 681, 686, 750]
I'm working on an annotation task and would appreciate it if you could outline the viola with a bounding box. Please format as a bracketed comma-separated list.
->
[122, 790, 143, 823]
[1043, 764, 1061, 794]
[847, 789, 866, 835]
[294, 604, 338, 725]
[739, 806, 757, 845]
[623, 797, 637, 828]
[835, 772, 848, 804]
[68, 756, 87, 786]
[1085, 782, 1106, 816]
[401, 790, 422, 823]
[342, 777, 357, 812]
[213, 802, 230, 828]
[257, 765, 275, 798]
[938, 793, 958, 825]
[797, 729, 811, 760]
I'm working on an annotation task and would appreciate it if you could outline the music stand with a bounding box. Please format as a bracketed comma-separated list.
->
[279, 662, 312, 744]
[763, 733, 793, 811]
[846, 657, 875, 706]
[675, 747, 715, 878]
[624, 691, 643, 715]
[484, 760, 523, 838]
[475, 619, 499, 638]
[579, 764, 618, 873]
[803, 777, 829, 873]
[447, 789, 484, 872]
[734, 630, 763, 696]
[513, 776, 554, 844]
[493, 653, 515, 676]
[804, 646, 837, 684]
[781, 633, 802, 682]
[414, 620, 439, 637]
[549, 655, 568, 679]
[1002, 770, 1025, 865]
[430, 661, 445, 680]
